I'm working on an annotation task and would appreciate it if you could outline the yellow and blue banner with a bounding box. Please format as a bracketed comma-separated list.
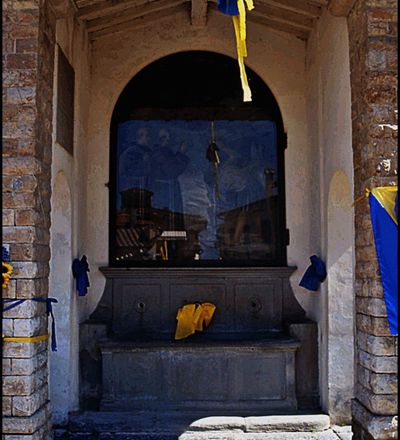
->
[217, 0, 254, 102]
[368, 186, 398, 336]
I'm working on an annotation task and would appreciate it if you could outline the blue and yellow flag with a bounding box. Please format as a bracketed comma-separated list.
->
[368, 186, 398, 336]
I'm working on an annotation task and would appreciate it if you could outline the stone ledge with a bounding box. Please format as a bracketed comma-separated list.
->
[352, 399, 398, 439]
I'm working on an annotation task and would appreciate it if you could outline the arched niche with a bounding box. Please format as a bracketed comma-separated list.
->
[109, 51, 288, 267]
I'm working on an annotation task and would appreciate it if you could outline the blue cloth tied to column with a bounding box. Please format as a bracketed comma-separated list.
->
[299, 255, 327, 291]
[72, 255, 90, 296]
[2, 298, 58, 352]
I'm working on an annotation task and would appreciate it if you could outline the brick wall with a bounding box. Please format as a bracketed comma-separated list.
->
[2, 0, 56, 438]
[348, 0, 398, 439]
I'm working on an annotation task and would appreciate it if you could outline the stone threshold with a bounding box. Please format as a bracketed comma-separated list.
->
[55, 412, 353, 440]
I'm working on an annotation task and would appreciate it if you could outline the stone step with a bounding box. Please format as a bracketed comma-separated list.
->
[54, 412, 351, 440]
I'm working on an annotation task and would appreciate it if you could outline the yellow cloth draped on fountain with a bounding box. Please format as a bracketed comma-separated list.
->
[232, 0, 254, 102]
[175, 303, 216, 340]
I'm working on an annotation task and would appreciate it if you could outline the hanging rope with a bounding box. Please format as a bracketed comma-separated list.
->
[206, 121, 221, 200]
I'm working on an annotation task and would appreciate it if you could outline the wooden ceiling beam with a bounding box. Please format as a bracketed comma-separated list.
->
[254, 3, 314, 30]
[90, 3, 190, 40]
[77, 0, 157, 21]
[87, 0, 187, 32]
[248, 13, 309, 39]
[255, 0, 322, 18]
[191, 0, 208, 28]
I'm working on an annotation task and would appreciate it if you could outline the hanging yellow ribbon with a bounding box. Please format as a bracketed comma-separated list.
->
[2, 334, 50, 343]
[232, 0, 254, 102]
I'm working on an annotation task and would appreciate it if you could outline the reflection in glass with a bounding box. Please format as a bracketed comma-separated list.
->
[114, 120, 279, 263]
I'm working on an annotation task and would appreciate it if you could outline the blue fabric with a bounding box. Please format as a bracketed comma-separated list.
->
[299, 255, 327, 292]
[2, 298, 58, 351]
[2, 246, 10, 261]
[369, 193, 398, 335]
[72, 255, 90, 297]
[217, 0, 239, 15]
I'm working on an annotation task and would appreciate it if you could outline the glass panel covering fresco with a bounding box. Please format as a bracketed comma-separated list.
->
[114, 120, 279, 263]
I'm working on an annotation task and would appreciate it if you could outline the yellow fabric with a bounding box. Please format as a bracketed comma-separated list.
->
[2, 262, 13, 288]
[3, 334, 49, 343]
[231, 0, 254, 102]
[370, 186, 398, 225]
[175, 303, 216, 340]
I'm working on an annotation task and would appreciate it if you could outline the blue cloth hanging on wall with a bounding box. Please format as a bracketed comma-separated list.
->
[299, 255, 327, 292]
[72, 255, 90, 297]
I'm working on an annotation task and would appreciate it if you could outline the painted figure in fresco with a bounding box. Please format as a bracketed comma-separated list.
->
[119, 126, 152, 192]
[149, 128, 190, 216]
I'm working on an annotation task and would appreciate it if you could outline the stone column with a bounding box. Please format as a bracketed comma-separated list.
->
[2, 0, 56, 438]
[347, 1, 398, 439]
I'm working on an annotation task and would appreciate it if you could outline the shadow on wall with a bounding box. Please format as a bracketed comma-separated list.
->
[326, 170, 355, 424]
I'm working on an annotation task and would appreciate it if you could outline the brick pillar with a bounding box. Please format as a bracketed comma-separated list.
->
[2, 0, 56, 438]
[347, 1, 398, 439]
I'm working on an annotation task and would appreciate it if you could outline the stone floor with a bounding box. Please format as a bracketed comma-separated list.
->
[54, 412, 353, 440]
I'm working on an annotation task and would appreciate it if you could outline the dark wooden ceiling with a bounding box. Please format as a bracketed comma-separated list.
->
[70, 0, 328, 41]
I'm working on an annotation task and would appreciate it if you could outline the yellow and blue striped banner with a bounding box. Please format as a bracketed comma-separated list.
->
[369, 186, 398, 335]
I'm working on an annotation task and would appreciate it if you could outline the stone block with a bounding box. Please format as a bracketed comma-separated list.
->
[16, 278, 48, 299]
[356, 314, 392, 336]
[356, 383, 398, 415]
[16, 38, 38, 53]
[352, 398, 398, 439]
[2, 157, 41, 176]
[3, 396, 12, 416]
[11, 261, 49, 279]
[3, 358, 12, 375]
[2, 404, 48, 434]
[356, 297, 388, 317]
[5, 87, 36, 105]
[12, 385, 48, 417]
[3, 279, 17, 299]
[13, 315, 47, 337]
[15, 209, 42, 226]
[3, 375, 35, 396]
[11, 351, 47, 376]
[3, 298, 46, 319]
[356, 331, 396, 356]
[358, 349, 398, 373]
[3, 193, 37, 209]
[2, 340, 47, 359]
[3, 209, 15, 226]
[6, 53, 38, 69]
[3, 318, 14, 336]
[369, 372, 398, 395]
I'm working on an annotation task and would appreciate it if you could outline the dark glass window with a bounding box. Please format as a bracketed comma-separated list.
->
[110, 52, 287, 266]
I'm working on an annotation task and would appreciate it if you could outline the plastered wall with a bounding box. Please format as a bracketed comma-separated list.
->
[305, 10, 354, 423]
[49, 11, 90, 425]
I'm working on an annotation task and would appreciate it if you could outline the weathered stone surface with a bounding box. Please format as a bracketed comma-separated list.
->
[3, 366, 47, 397]
[2, 339, 47, 359]
[245, 415, 330, 433]
[12, 385, 48, 417]
[13, 315, 47, 338]
[352, 399, 398, 439]
[11, 351, 47, 376]
[2, 404, 48, 434]
[3, 396, 13, 417]
[356, 383, 398, 415]
[3, 299, 46, 319]
[358, 349, 398, 373]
